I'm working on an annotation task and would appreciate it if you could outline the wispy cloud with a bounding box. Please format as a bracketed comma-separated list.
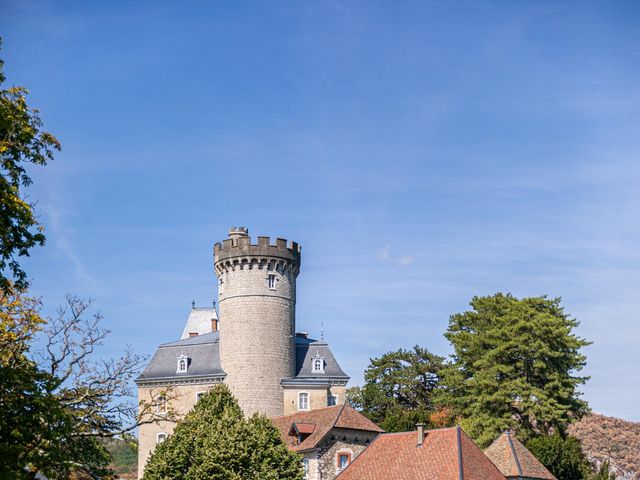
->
[376, 245, 415, 266]
[42, 202, 104, 293]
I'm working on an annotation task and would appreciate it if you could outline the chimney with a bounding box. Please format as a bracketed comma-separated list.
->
[211, 318, 218, 332]
[416, 423, 425, 446]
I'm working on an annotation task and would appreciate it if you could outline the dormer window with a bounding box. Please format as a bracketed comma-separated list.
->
[176, 354, 189, 374]
[311, 352, 325, 374]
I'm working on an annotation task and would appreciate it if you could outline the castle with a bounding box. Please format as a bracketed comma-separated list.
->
[136, 227, 350, 477]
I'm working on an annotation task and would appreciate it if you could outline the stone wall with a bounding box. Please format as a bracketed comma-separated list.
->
[316, 428, 380, 480]
[137, 383, 218, 478]
[283, 385, 346, 415]
[215, 230, 300, 417]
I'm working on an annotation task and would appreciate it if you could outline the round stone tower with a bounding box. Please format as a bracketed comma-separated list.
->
[214, 227, 301, 417]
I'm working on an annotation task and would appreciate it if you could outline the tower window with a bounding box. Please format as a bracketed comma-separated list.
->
[298, 392, 309, 411]
[157, 432, 167, 444]
[328, 394, 338, 406]
[196, 391, 206, 402]
[268, 274, 276, 289]
[302, 458, 310, 478]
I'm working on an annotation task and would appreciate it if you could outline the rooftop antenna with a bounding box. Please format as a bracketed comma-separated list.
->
[320, 320, 324, 341]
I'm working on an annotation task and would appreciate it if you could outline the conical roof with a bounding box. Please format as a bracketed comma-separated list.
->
[484, 431, 556, 480]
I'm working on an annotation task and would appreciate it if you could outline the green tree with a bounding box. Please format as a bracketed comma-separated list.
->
[346, 346, 446, 432]
[0, 288, 163, 480]
[439, 293, 590, 447]
[527, 434, 590, 480]
[0, 40, 60, 293]
[143, 385, 303, 480]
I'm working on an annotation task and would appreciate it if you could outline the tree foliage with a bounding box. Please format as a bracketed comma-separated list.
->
[143, 384, 303, 480]
[438, 293, 590, 447]
[0, 288, 166, 479]
[526, 433, 600, 480]
[0, 40, 60, 293]
[346, 345, 448, 432]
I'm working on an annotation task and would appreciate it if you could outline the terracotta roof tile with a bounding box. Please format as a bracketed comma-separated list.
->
[271, 404, 383, 452]
[336, 426, 507, 480]
[484, 432, 556, 480]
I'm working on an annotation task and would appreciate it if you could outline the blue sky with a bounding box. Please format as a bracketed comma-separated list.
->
[2, 1, 639, 421]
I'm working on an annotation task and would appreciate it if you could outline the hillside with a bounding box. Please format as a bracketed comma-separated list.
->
[568, 413, 640, 480]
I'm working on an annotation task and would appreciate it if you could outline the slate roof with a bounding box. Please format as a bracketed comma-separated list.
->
[135, 331, 225, 384]
[286, 337, 349, 383]
[336, 426, 507, 480]
[180, 307, 217, 339]
[484, 431, 556, 480]
[137, 329, 348, 385]
[271, 404, 384, 452]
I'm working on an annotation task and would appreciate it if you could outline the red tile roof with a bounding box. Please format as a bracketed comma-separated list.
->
[271, 404, 384, 452]
[484, 432, 556, 480]
[336, 426, 507, 480]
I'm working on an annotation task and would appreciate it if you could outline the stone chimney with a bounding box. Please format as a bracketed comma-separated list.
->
[211, 318, 218, 332]
[416, 423, 425, 446]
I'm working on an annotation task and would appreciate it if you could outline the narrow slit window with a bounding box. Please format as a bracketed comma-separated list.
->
[268, 274, 276, 289]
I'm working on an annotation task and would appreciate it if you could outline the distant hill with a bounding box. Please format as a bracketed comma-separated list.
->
[568, 413, 640, 480]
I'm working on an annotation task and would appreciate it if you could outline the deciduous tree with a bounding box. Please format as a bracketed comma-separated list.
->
[0, 41, 60, 293]
[0, 289, 169, 479]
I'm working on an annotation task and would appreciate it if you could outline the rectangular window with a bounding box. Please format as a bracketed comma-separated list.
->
[298, 392, 309, 410]
[157, 433, 167, 444]
[328, 395, 337, 406]
[268, 274, 276, 289]
[196, 392, 206, 402]
[156, 395, 167, 414]
[337, 453, 351, 470]
[303, 458, 310, 478]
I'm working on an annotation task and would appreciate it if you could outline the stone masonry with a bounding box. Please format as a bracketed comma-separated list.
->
[214, 227, 301, 417]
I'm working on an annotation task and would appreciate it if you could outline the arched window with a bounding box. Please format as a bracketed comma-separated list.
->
[298, 392, 309, 411]
[176, 354, 189, 373]
[311, 352, 325, 373]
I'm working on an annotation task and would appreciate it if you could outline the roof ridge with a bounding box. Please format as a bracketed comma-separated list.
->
[457, 426, 464, 480]
[331, 402, 348, 429]
[506, 431, 524, 478]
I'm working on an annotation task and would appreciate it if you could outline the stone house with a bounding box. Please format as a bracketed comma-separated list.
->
[271, 404, 384, 480]
[135, 228, 350, 478]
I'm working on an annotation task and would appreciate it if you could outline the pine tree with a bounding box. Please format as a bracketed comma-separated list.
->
[346, 346, 445, 432]
[143, 384, 303, 480]
[439, 293, 590, 447]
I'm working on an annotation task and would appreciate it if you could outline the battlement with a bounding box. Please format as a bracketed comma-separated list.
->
[214, 227, 301, 274]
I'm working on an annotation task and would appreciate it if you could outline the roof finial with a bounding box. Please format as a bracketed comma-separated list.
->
[321, 320, 324, 341]
[191, 300, 196, 309]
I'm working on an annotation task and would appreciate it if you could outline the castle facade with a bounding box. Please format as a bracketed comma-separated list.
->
[136, 228, 350, 477]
